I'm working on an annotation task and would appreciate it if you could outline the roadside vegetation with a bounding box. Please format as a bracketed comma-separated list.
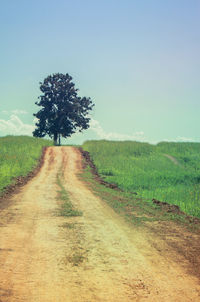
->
[57, 172, 82, 217]
[0, 135, 53, 194]
[79, 159, 200, 233]
[82, 140, 200, 218]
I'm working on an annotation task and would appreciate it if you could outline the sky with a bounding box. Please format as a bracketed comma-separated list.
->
[0, 0, 200, 144]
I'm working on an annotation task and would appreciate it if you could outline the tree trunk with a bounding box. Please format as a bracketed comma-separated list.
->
[53, 133, 58, 146]
[58, 134, 61, 146]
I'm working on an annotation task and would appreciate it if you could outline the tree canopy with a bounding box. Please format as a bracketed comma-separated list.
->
[33, 73, 94, 145]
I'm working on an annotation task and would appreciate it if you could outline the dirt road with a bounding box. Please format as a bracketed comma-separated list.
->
[0, 147, 199, 302]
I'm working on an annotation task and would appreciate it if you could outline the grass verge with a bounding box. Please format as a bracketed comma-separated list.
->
[0, 135, 53, 195]
[82, 140, 200, 218]
[57, 172, 82, 217]
[78, 156, 200, 231]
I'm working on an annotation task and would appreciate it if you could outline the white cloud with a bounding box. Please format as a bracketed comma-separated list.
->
[33, 117, 39, 123]
[176, 136, 195, 142]
[12, 109, 28, 115]
[163, 136, 196, 142]
[0, 114, 35, 136]
[90, 119, 145, 141]
[1, 109, 28, 115]
[0, 113, 197, 144]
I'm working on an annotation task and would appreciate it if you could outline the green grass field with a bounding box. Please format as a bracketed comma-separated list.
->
[0, 136, 53, 194]
[82, 140, 200, 218]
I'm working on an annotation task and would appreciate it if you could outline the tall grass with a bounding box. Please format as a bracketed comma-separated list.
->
[0, 135, 52, 193]
[82, 140, 200, 218]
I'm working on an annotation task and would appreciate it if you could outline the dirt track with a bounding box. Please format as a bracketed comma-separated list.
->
[0, 147, 200, 302]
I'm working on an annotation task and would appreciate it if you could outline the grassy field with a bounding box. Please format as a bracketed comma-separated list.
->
[82, 140, 200, 218]
[0, 135, 53, 194]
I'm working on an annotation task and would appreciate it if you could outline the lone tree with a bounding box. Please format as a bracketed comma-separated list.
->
[33, 73, 94, 145]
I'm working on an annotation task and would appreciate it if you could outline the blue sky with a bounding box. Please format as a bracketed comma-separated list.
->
[0, 0, 200, 144]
